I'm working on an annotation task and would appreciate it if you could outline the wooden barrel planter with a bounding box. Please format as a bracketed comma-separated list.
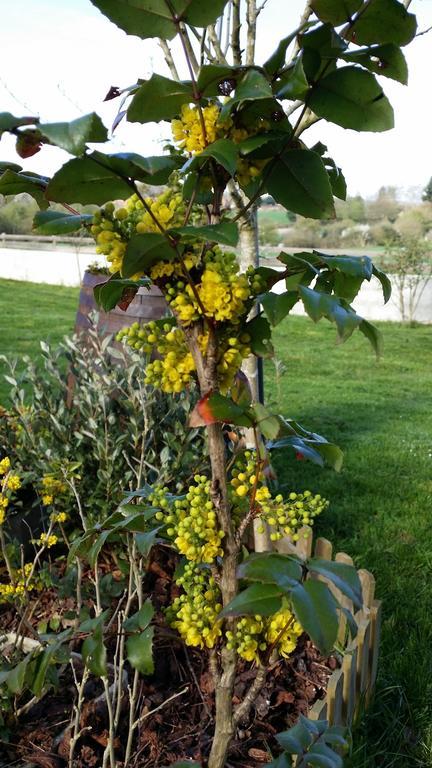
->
[278, 527, 381, 728]
[75, 270, 168, 338]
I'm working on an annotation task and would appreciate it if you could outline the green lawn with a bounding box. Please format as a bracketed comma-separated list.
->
[265, 317, 432, 768]
[1, 279, 431, 765]
[0, 279, 79, 404]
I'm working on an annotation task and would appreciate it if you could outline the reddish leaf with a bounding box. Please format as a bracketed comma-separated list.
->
[16, 130, 43, 158]
[189, 392, 253, 428]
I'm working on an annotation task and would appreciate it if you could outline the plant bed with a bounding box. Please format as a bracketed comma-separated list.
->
[0, 527, 380, 768]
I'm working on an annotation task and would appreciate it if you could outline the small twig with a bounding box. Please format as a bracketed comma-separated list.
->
[132, 686, 189, 729]
[233, 665, 267, 725]
[159, 38, 180, 80]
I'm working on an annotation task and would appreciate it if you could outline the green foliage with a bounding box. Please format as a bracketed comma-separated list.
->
[273, 716, 351, 767]
[38, 113, 107, 155]
[128, 75, 193, 123]
[265, 149, 335, 219]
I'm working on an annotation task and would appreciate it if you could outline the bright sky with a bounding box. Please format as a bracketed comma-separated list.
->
[1, 0, 431, 199]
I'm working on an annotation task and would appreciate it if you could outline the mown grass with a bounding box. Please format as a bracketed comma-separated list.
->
[1, 278, 431, 765]
[265, 317, 432, 768]
[0, 278, 79, 404]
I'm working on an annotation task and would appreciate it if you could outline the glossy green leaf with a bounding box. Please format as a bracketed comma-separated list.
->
[245, 314, 274, 358]
[0, 169, 49, 209]
[237, 552, 302, 590]
[31, 645, 57, 697]
[318, 252, 373, 279]
[197, 64, 242, 97]
[193, 138, 239, 177]
[333, 271, 364, 303]
[122, 233, 176, 278]
[219, 69, 273, 120]
[230, 371, 252, 409]
[264, 30, 303, 76]
[46, 155, 131, 205]
[372, 264, 392, 303]
[126, 627, 154, 675]
[87, 529, 111, 569]
[189, 392, 253, 428]
[307, 558, 363, 609]
[290, 580, 339, 654]
[308, 67, 394, 132]
[99, 152, 184, 185]
[327, 165, 347, 200]
[7, 654, 33, 694]
[123, 599, 154, 632]
[0, 112, 38, 137]
[221, 584, 283, 618]
[39, 113, 107, 156]
[275, 56, 309, 100]
[135, 526, 163, 557]
[261, 291, 299, 326]
[169, 221, 239, 247]
[128, 75, 192, 123]
[311, 0, 362, 26]
[359, 318, 383, 357]
[306, 742, 344, 767]
[341, 44, 408, 84]
[93, 277, 141, 311]
[250, 402, 281, 440]
[349, 0, 417, 47]
[33, 210, 93, 235]
[266, 149, 335, 219]
[276, 718, 314, 753]
[299, 286, 362, 341]
[268, 433, 343, 472]
[91, 0, 229, 40]
[0, 161, 22, 173]
[82, 623, 107, 677]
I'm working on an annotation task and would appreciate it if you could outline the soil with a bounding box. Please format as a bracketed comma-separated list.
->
[0, 547, 339, 768]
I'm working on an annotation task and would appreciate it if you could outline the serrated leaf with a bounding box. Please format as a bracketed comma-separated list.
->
[261, 291, 299, 326]
[359, 318, 383, 358]
[230, 371, 252, 409]
[126, 627, 154, 675]
[237, 552, 302, 590]
[264, 31, 302, 76]
[221, 583, 283, 618]
[266, 149, 335, 219]
[306, 742, 344, 767]
[99, 152, 184, 185]
[275, 56, 309, 100]
[308, 67, 394, 132]
[197, 65, 242, 97]
[193, 138, 239, 177]
[33, 210, 92, 235]
[46, 155, 131, 205]
[94, 278, 142, 311]
[122, 233, 176, 278]
[39, 113, 107, 156]
[299, 286, 362, 341]
[290, 580, 339, 654]
[135, 526, 162, 557]
[372, 264, 392, 303]
[307, 558, 363, 609]
[128, 75, 192, 123]
[7, 654, 33, 694]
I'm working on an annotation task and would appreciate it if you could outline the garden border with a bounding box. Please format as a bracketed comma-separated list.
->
[277, 527, 381, 728]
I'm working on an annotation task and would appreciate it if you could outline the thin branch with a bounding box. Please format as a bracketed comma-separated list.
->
[246, 0, 257, 65]
[179, 22, 200, 75]
[233, 665, 267, 725]
[208, 24, 229, 64]
[231, 0, 242, 65]
[132, 686, 189, 729]
[159, 39, 180, 80]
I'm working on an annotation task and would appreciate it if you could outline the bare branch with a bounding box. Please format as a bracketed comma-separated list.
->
[246, 0, 257, 65]
[231, 0, 242, 65]
[158, 39, 180, 80]
[208, 24, 229, 63]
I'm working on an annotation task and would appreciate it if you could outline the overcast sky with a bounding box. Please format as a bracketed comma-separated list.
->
[1, 0, 431, 199]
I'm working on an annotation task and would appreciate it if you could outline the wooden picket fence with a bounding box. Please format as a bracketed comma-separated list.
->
[276, 527, 381, 727]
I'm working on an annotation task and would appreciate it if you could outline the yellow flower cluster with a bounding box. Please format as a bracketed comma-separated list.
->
[170, 103, 270, 186]
[0, 563, 39, 604]
[152, 476, 224, 564]
[168, 562, 223, 648]
[168, 248, 251, 326]
[231, 451, 328, 541]
[117, 320, 197, 394]
[91, 190, 185, 276]
[36, 533, 58, 548]
[50, 511, 68, 524]
[41, 474, 67, 507]
[226, 603, 302, 663]
[171, 104, 221, 153]
[0, 457, 20, 525]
